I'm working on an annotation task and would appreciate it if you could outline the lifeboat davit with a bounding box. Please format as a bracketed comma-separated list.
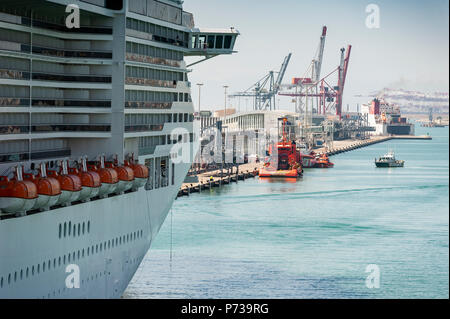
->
[47, 160, 82, 206]
[23, 163, 61, 211]
[69, 157, 101, 202]
[125, 155, 149, 190]
[89, 156, 118, 198]
[106, 156, 134, 194]
[0, 166, 38, 216]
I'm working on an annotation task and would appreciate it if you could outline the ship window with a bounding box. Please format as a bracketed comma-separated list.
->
[14, 272, 17, 282]
[73, 225, 76, 237]
[191, 35, 197, 48]
[208, 35, 215, 49]
[82, 223, 85, 235]
[224, 36, 232, 49]
[179, 113, 183, 122]
[68, 222, 71, 236]
[88, 221, 91, 233]
[59, 224, 62, 238]
[42, 263, 45, 272]
[68, 254, 71, 263]
[26, 268, 29, 278]
[37, 264, 40, 274]
[1, 277, 3, 287]
[8, 274, 11, 284]
[77, 251, 80, 259]
[215, 36, 223, 49]
[64, 223, 67, 237]
[20, 270, 23, 280]
[78, 224, 81, 236]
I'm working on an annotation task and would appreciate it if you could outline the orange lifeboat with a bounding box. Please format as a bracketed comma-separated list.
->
[0, 166, 38, 216]
[47, 160, 82, 206]
[88, 156, 118, 198]
[106, 156, 134, 194]
[69, 157, 101, 202]
[125, 154, 149, 190]
[23, 163, 61, 211]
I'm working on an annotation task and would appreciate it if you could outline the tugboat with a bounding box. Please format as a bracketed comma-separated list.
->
[375, 151, 405, 167]
[259, 118, 303, 178]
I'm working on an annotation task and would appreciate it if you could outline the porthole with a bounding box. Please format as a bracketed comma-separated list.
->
[59, 224, 62, 238]
[68, 222, 71, 236]
[73, 225, 76, 237]
[82, 223, 85, 234]
[87, 221, 91, 233]
[64, 223, 67, 237]
[78, 224, 81, 236]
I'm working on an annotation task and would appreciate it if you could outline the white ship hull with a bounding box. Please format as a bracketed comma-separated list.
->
[0, 162, 191, 299]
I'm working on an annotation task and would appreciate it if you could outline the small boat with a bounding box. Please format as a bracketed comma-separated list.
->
[315, 153, 334, 168]
[125, 154, 149, 191]
[88, 155, 119, 198]
[48, 160, 82, 206]
[0, 165, 38, 216]
[23, 163, 62, 211]
[375, 151, 404, 168]
[69, 157, 101, 202]
[259, 118, 303, 178]
[105, 156, 135, 194]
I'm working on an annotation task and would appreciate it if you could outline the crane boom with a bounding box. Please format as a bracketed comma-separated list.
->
[275, 53, 292, 89]
[313, 26, 327, 82]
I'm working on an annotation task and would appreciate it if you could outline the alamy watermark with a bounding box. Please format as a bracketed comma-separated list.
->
[65, 4, 80, 29]
[365, 4, 380, 29]
[65, 264, 80, 289]
[365, 264, 381, 289]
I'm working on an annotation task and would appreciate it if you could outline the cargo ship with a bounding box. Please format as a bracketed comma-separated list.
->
[0, 0, 238, 299]
[363, 99, 415, 135]
[259, 118, 303, 178]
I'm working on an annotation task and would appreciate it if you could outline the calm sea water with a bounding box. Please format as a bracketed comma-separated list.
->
[125, 125, 449, 299]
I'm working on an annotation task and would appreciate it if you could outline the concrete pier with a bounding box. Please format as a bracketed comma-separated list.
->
[317, 135, 432, 157]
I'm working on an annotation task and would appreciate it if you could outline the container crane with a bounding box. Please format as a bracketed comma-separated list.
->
[229, 53, 292, 111]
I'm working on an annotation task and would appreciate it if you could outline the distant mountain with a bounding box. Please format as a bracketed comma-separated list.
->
[370, 88, 449, 114]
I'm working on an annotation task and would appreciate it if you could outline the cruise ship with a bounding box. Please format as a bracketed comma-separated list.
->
[0, 0, 238, 298]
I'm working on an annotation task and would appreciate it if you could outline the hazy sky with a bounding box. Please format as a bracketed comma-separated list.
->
[183, 0, 449, 113]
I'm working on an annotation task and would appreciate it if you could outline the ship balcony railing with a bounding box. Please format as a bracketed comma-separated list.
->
[31, 124, 111, 133]
[125, 124, 164, 133]
[32, 98, 111, 108]
[0, 68, 112, 83]
[0, 12, 112, 35]
[125, 77, 177, 88]
[0, 97, 30, 107]
[0, 148, 71, 163]
[125, 101, 173, 109]
[0, 97, 111, 108]
[0, 125, 29, 134]
[32, 71, 112, 83]
[0, 40, 113, 59]
[126, 30, 188, 49]
[125, 53, 181, 68]
[0, 124, 111, 134]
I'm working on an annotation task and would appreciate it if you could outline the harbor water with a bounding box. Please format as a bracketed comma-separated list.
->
[124, 125, 449, 299]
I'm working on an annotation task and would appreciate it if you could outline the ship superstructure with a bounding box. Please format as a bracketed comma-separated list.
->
[0, 0, 238, 298]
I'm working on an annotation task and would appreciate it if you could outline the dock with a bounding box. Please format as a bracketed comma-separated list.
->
[317, 135, 432, 156]
[177, 162, 263, 198]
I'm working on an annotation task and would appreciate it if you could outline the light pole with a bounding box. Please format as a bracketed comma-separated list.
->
[196, 83, 203, 115]
[223, 85, 229, 121]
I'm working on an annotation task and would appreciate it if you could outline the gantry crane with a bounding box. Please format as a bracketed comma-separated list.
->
[229, 53, 292, 111]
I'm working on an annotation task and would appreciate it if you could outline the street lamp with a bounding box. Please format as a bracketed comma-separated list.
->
[196, 83, 203, 115]
[223, 85, 229, 120]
